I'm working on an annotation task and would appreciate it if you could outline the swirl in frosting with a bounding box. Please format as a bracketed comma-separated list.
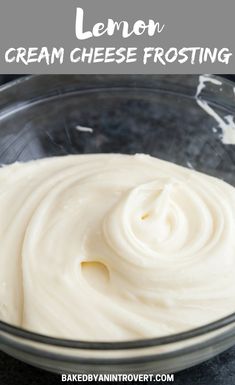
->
[0, 153, 235, 341]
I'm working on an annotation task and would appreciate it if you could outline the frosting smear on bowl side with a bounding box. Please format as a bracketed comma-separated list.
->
[0, 153, 235, 341]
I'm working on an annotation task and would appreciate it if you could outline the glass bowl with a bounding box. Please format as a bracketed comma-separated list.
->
[0, 74, 235, 374]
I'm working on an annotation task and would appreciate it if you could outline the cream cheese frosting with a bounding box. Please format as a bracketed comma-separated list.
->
[0, 153, 235, 341]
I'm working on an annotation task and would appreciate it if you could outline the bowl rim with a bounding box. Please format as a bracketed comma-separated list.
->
[1, 313, 235, 351]
[0, 73, 235, 351]
[0, 73, 235, 96]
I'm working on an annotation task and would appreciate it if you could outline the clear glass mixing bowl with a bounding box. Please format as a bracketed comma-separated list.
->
[0, 74, 235, 374]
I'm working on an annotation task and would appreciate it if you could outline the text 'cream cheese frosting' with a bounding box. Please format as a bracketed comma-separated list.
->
[0, 153, 235, 341]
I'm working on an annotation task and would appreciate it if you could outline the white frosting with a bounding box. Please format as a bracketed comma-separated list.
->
[75, 125, 94, 133]
[196, 75, 235, 145]
[1, 153, 235, 341]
